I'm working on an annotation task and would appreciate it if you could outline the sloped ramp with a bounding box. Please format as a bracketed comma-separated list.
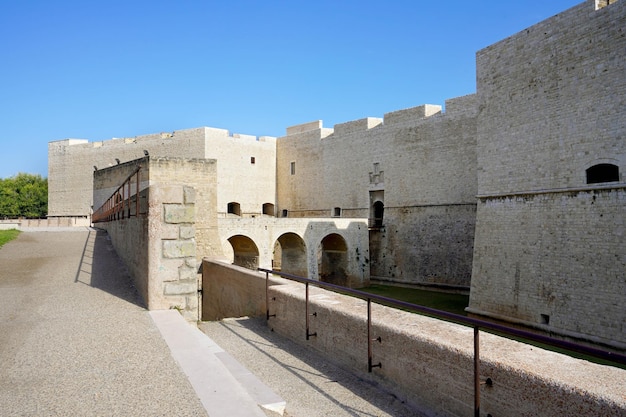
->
[150, 310, 286, 417]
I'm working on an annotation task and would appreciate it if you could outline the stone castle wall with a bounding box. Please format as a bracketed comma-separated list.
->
[469, 0, 626, 347]
[46, 0, 625, 346]
[201, 261, 626, 416]
[49, 127, 276, 219]
[276, 96, 477, 287]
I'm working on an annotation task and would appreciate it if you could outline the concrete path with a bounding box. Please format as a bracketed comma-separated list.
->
[0, 229, 424, 417]
[199, 318, 426, 417]
[0, 229, 279, 417]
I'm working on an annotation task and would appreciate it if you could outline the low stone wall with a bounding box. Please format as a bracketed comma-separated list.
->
[0, 221, 20, 230]
[203, 263, 626, 416]
[268, 285, 626, 416]
[201, 259, 288, 321]
[0, 217, 91, 228]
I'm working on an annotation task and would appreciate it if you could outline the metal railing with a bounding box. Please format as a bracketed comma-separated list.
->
[92, 166, 143, 223]
[259, 267, 626, 417]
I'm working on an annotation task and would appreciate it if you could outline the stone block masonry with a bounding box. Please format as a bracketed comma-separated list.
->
[470, 0, 626, 347]
[93, 157, 220, 321]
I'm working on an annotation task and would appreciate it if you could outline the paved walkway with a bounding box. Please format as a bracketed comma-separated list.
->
[200, 318, 424, 417]
[0, 229, 424, 417]
[0, 230, 274, 417]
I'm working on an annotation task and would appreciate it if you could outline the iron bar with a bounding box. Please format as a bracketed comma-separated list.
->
[265, 271, 270, 321]
[257, 268, 626, 367]
[92, 166, 142, 224]
[305, 282, 316, 340]
[135, 164, 140, 217]
[367, 298, 382, 372]
[474, 326, 480, 417]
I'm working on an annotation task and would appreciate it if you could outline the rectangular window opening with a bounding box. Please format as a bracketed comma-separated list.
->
[290, 161, 296, 175]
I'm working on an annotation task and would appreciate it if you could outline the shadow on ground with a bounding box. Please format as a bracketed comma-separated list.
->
[200, 317, 422, 417]
[74, 229, 144, 308]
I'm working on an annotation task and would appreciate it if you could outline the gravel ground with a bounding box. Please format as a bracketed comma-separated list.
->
[0, 230, 208, 416]
[199, 317, 426, 417]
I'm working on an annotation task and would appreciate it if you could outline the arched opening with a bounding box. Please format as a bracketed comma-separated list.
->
[369, 190, 384, 228]
[262, 203, 275, 216]
[273, 233, 307, 277]
[227, 235, 259, 270]
[227, 202, 241, 216]
[586, 163, 619, 184]
[373, 201, 384, 227]
[318, 233, 348, 286]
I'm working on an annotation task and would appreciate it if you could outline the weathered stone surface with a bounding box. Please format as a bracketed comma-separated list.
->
[158, 186, 184, 204]
[163, 240, 196, 258]
[179, 225, 195, 239]
[164, 205, 194, 224]
[183, 186, 196, 204]
[163, 279, 196, 295]
[178, 265, 197, 280]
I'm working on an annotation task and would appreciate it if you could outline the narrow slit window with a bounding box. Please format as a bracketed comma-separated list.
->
[290, 161, 296, 175]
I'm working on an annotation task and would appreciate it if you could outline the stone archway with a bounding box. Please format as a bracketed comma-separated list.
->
[227, 235, 259, 270]
[273, 233, 307, 277]
[318, 233, 348, 286]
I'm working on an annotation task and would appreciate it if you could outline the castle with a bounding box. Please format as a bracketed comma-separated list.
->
[48, 0, 625, 349]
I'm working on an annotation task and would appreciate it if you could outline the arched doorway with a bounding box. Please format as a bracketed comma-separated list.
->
[273, 233, 307, 277]
[373, 201, 384, 227]
[318, 233, 348, 286]
[227, 235, 259, 270]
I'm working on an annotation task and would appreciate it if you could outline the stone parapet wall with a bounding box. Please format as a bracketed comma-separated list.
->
[201, 262, 626, 416]
[93, 156, 220, 321]
[201, 259, 288, 321]
[0, 217, 91, 229]
[269, 284, 626, 417]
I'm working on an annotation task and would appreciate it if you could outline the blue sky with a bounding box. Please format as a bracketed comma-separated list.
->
[0, 0, 581, 178]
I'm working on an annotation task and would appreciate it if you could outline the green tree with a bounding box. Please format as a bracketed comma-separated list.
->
[0, 173, 48, 218]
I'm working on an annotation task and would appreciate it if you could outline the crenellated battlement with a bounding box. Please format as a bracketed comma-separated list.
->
[333, 117, 383, 136]
[444, 94, 477, 117]
[383, 104, 442, 125]
[51, 126, 278, 150]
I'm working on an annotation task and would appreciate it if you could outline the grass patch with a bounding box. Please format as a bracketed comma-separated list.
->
[360, 284, 469, 316]
[0, 229, 20, 248]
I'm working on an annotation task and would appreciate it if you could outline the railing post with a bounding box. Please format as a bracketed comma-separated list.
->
[265, 271, 270, 321]
[474, 326, 480, 417]
[367, 298, 381, 372]
[305, 282, 316, 340]
[135, 168, 140, 216]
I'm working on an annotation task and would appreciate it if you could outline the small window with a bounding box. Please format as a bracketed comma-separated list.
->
[333, 207, 341, 217]
[227, 202, 241, 216]
[282, 209, 289, 218]
[290, 161, 296, 175]
[586, 163, 619, 184]
[250, 157, 256, 164]
[263, 203, 275, 216]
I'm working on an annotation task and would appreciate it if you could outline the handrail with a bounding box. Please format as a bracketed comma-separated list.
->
[92, 166, 143, 223]
[259, 267, 626, 417]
